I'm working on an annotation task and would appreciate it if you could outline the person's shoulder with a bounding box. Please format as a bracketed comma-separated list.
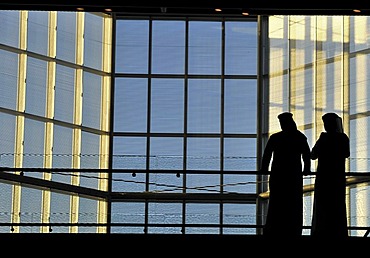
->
[268, 132, 279, 140]
[268, 131, 285, 141]
[270, 131, 282, 137]
[296, 130, 308, 139]
[339, 132, 350, 140]
[319, 132, 327, 138]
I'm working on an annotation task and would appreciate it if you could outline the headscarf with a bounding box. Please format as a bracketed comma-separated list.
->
[278, 112, 297, 132]
[322, 113, 342, 133]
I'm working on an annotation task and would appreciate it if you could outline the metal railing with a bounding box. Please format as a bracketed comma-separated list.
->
[0, 167, 369, 236]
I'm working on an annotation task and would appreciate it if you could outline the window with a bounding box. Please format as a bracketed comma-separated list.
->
[112, 17, 258, 234]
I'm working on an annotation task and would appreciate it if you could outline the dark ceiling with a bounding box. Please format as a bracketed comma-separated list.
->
[1, 1, 370, 16]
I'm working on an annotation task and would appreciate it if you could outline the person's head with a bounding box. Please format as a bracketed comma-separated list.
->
[322, 112, 341, 133]
[278, 112, 297, 132]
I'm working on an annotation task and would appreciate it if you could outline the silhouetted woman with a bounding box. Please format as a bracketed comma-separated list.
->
[260, 112, 311, 237]
[311, 113, 350, 239]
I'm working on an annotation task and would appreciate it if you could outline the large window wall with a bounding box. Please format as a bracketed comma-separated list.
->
[268, 15, 370, 236]
[111, 16, 259, 234]
[0, 11, 112, 233]
[0, 10, 368, 236]
[0, 11, 260, 234]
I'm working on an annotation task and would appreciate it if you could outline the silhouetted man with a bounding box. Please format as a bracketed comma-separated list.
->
[310, 113, 350, 239]
[260, 112, 311, 237]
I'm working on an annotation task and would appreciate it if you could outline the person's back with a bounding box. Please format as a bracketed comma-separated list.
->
[312, 131, 349, 175]
[268, 129, 309, 172]
[261, 112, 311, 237]
[311, 113, 350, 238]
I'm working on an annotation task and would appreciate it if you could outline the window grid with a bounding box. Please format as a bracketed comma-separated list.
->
[112, 17, 259, 234]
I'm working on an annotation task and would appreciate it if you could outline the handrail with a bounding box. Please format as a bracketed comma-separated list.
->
[0, 168, 368, 236]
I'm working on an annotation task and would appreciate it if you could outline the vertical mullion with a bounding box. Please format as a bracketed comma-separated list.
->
[97, 13, 113, 234]
[41, 10, 57, 233]
[220, 18, 226, 234]
[144, 18, 153, 234]
[182, 17, 189, 234]
[12, 10, 28, 234]
[70, 11, 84, 233]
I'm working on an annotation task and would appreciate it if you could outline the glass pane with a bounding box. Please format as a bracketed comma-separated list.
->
[147, 203, 182, 234]
[111, 202, 145, 234]
[151, 78, 184, 133]
[188, 79, 221, 133]
[25, 57, 47, 116]
[0, 113, 16, 167]
[149, 137, 183, 170]
[186, 203, 220, 234]
[223, 203, 256, 235]
[149, 137, 183, 193]
[115, 20, 149, 74]
[225, 21, 257, 75]
[187, 137, 220, 171]
[0, 182, 12, 232]
[0, 10, 19, 47]
[56, 11, 76, 63]
[224, 138, 256, 193]
[23, 119, 45, 177]
[50, 191, 71, 233]
[78, 198, 98, 233]
[188, 21, 222, 75]
[151, 20, 186, 74]
[27, 11, 49, 56]
[54, 65, 75, 123]
[84, 13, 103, 70]
[114, 78, 148, 132]
[20, 187, 42, 233]
[80, 131, 100, 189]
[82, 72, 102, 129]
[0, 50, 19, 110]
[224, 79, 257, 134]
[112, 137, 146, 192]
[52, 125, 73, 184]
